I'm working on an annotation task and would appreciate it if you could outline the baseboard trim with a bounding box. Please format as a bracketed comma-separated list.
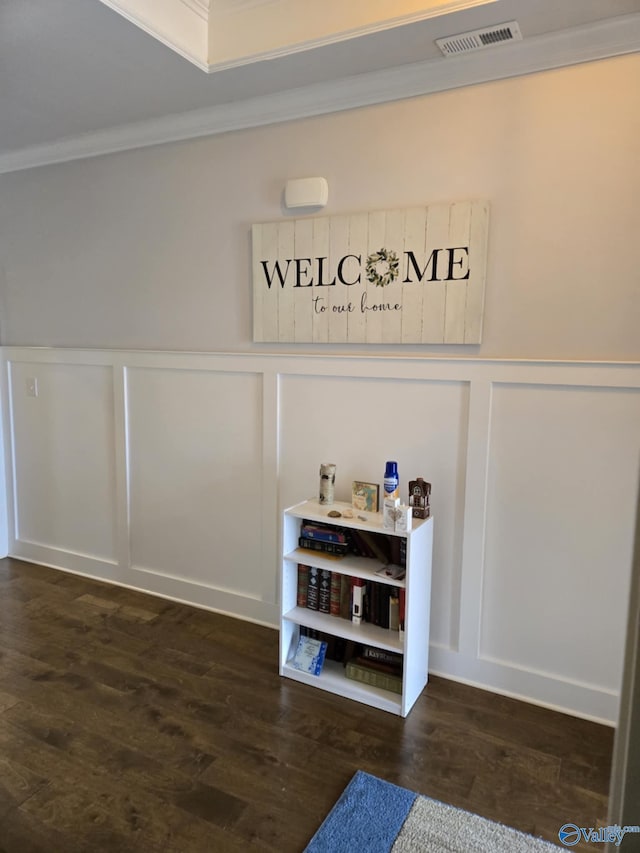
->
[429, 648, 618, 726]
[8, 547, 279, 628]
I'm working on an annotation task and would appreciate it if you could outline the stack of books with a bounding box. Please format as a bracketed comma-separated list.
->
[345, 646, 403, 694]
[298, 521, 349, 557]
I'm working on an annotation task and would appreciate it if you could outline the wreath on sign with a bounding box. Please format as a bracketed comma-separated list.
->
[366, 248, 400, 287]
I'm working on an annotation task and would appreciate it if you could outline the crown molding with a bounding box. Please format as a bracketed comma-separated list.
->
[98, 0, 210, 69]
[181, 0, 211, 21]
[1, 13, 638, 176]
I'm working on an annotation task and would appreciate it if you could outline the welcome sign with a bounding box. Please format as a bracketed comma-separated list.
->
[252, 200, 489, 344]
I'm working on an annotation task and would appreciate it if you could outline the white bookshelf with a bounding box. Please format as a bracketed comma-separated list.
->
[279, 498, 433, 717]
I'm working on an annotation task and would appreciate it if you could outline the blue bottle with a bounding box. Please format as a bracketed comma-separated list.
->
[384, 461, 399, 500]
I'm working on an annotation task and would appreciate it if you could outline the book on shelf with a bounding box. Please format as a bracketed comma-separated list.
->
[363, 581, 371, 624]
[297, 564, 309, 608]
[389, 595, 400, 632]
[364, 581, 391, 628]
[328, 635, 347, 662]
[307, 566, 320, 610]
[352, 577, 366, 625]
[345, 660, 402, 694]
[330, 573, 342, 616]
[340, 575, 351, 620]
[290, 636, 328, 676]
[300, 523, 347, 544]
[379, 584, 391, 629]
[298, 537, 348, 557]
[361, 646, 403, 668]
[318, 569, 332, 614]
[352, 656, 402, 677]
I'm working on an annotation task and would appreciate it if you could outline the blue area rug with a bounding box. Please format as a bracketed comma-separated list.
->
[304, 771, 561, 852]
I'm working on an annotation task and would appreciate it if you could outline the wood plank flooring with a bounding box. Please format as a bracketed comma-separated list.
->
[0, 558, 613, 852]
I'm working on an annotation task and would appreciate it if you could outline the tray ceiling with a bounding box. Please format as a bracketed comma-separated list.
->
[1, 0, 638, 173]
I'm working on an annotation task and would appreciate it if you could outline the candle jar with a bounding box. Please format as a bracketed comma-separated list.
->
[319, 463, 336, 505]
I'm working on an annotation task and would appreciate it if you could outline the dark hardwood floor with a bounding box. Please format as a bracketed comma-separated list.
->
[0, 557, 613, 852]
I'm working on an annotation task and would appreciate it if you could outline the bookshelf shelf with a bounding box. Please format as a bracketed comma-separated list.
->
[283, 549, 406, 588]
[281, 659, 402, 715]
[279, 498, 433, 717]
[282, 606, 404, 653]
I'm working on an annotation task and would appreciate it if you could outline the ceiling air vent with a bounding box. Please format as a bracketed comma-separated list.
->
[436, 21, 522, 57]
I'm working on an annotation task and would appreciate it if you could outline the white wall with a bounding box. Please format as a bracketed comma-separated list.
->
[0, 56, 638, 359]
[0, 56, 639, 722]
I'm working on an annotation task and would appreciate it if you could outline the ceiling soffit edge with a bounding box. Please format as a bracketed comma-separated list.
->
[100, 0, 498, 71]
[98, 0, 210, 68]
[205, 1, 497, 72]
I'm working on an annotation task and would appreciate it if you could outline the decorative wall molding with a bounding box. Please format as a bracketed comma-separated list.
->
[0, 13, 638, 175]
[2, 346, 639, 724]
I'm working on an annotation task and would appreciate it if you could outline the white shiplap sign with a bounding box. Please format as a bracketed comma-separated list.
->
[252, 200, 489, 344]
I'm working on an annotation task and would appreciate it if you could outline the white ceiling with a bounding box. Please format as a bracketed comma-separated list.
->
[1, 0, 639, 173]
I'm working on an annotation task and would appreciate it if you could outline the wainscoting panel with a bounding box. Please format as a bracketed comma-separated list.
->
[480, 383, 640, 692]
[126, 366, 268, 620]
[1, 348, 639, 723]
[279, 373, 470, 653]
[7, 359, 118, 568]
